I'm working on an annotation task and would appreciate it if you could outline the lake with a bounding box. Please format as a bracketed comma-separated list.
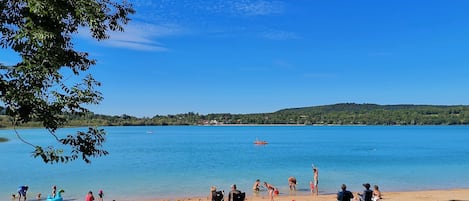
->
[1, 126, 469, 201]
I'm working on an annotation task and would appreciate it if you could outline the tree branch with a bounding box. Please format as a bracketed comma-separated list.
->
[13, 118, 35, 148]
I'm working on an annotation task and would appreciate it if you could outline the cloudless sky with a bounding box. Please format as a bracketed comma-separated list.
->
[2, 0, 469, 117]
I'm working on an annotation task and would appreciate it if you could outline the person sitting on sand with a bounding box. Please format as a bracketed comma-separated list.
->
[358, 183, 373, 201]
[288, 177, 297, 191]
[372, 185, 382, 201]
[210, 186, 223, 201]
[337, 184, 354, 201]
[210, 186, 216, 200]
[228, 184, 241, 201]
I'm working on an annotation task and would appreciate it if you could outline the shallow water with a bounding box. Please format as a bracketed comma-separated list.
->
[1, 126, 469, 200]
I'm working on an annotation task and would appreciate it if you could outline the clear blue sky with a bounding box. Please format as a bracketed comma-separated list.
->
[2, 0, 469, 117]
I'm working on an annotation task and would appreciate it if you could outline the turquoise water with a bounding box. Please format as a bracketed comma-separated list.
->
[1, 126, 469, 200]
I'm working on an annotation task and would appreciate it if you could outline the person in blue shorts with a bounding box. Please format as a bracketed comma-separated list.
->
[17, 185, 28, 201]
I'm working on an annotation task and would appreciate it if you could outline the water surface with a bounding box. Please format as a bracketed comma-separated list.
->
[1, 126, 468, 200]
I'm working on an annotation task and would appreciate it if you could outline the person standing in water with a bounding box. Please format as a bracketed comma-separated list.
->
[252, 179, 261, 192]
[312, 165, 319, 195]
[288, 177, 297, 191]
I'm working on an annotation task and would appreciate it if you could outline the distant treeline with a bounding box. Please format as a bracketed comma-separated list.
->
[1, 103, 469, 128]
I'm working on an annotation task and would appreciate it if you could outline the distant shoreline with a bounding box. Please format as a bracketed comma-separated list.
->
[3, 103, 469, 127]
[2, 124, 467, 130]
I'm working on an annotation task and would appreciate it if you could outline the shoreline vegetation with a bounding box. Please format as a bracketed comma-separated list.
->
[2, 103, 469, 128]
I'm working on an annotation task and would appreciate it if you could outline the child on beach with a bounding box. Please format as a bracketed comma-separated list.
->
[288, 177, 297, 191]
[252, 179, 261, 192]
[98, 190, 104, 201]
[52, 185, 56, 198]
[310, 181, 315, 195]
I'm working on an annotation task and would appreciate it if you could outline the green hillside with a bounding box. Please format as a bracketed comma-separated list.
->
[1, 103, 469, 128]
[272, 103, 468, 125]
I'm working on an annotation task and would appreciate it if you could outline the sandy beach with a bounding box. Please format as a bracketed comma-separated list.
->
[136, 188, 469, 201]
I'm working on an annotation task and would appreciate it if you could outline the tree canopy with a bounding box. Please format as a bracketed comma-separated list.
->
[0, 0, 134, 163]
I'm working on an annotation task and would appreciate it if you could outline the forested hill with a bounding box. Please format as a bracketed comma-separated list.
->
[1, 103, 469, 127]
[276, 103, 463, 113]
[272, 103, 468, 125]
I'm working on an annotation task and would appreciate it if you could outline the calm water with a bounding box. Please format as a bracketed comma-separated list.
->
[1, 126, 469, 200]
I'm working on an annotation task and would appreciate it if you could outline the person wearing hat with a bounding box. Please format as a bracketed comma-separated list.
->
[358, 183, 373, 201]
[336, 184, 353, 201]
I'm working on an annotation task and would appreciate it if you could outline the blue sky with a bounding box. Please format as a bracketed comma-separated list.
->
[2, 0, 469, 117]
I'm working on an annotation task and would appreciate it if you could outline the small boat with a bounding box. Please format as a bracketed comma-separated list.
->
[254, 139, 268, 145]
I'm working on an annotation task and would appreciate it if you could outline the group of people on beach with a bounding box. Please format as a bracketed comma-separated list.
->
[210, 164, 382, 201]
[86, 190, 105, 201]
[210, 165, 320, 201]
[11, 185, 105, 201]
[210, 184, 246, 201]
[337, 183, 382, 201]
[282, 165, 320, 196]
